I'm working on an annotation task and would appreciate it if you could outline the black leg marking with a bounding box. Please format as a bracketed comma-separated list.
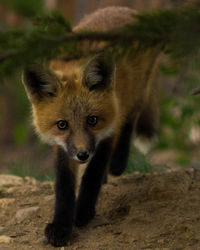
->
[102, 172, 108, 184]
[45, 148, 75, 247]
[136, 95, 159, 139]
[75, 137, 113, 227]
[109, 118, 134, 176]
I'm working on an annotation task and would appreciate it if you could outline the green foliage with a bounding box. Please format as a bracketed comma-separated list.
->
[159, 63, 181, 76]
[170, 8, 200, 58]
[0, 0, 45, 17]
[126, 146, 152, 174]
[8, 162, 34, 178]
[176, 153, 191, 166]
[34, 10, 71, 31]
[12, 78, 29, 145]
[8, 161, 54, 181]
[0, 10, 73, 77]
[156, 90, 200, 168]
[0, 8, 200, 77]
[13, 122, 27, 144]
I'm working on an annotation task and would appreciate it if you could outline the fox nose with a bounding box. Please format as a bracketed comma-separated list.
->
[77, 151, 89, 162]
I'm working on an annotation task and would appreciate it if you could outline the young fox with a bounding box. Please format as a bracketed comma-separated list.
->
[22, 7, 160, 247]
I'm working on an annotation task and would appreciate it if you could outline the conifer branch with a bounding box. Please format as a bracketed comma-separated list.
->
[0, 8, 200, 77]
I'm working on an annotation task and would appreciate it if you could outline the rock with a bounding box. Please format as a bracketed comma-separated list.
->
[0, 235, 12, 243]
[14, 206, 40, 223]
[0, 175, 23, 188]
[0, 226, 4, 234]
[89, 215, 109, 228]
[148, 170, 192, 200]
[1, 187, 17, 195]
[44, 195, 54, 202]
[36, 236, 48, 245]
[0, 198, 15, 208]
[24, 176, 38, 186]
[41, 181, 54, 189]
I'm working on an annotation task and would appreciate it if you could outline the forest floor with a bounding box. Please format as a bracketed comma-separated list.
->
[0, 165, 200, 249]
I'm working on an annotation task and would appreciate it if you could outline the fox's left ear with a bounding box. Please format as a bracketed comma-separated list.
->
[22, 65, 60, 102]
[83, 54, 115, 91]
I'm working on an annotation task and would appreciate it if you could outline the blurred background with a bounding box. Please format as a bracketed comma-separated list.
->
[0, 0, 200, 180]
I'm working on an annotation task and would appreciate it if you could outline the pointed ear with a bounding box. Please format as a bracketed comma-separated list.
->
[83, 54, 115, 91]
[22, 65, 60, 102]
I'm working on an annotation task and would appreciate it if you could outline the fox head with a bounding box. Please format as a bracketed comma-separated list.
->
[22, 54, 118, 163]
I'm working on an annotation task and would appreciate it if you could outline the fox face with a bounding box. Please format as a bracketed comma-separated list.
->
[22, 55, 118, 163]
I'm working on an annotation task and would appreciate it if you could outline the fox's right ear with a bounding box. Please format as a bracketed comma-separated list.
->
[83, 53, 115, 91]
[22, 65, 60, 102]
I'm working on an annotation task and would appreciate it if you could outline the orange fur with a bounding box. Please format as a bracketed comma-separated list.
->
[23, 6, 160, 163]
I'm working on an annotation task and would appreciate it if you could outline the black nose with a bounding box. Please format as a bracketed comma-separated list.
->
[77, 151, 89, 161]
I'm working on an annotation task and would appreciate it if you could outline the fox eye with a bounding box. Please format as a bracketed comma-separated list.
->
[87, 116, 98, 126]
[57, 120, 68, 130]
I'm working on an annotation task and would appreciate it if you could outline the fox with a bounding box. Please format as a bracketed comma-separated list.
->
[22, 6, 160, 247]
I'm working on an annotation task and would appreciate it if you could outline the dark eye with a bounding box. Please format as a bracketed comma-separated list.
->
[57, 120, 68, 130]
[87, 116, 98, 126]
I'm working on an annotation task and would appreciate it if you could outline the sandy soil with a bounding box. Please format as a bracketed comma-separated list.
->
[0, 168, 200, 250]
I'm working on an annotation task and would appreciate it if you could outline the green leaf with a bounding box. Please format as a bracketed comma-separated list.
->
[0, 0, 45, 17]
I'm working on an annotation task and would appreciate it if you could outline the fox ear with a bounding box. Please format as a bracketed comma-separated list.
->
[83, 54, 115, 91]
[22, 65, 60, 102]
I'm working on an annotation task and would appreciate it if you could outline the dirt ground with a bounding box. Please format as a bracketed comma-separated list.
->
[0, 167, 200, 250]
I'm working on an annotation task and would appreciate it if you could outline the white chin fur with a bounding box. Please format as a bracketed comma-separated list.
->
[39, 134, 68, 152]
[96, 122, 116, 146]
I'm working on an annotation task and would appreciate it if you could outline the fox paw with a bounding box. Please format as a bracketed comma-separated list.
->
[75, 207, 95, 227]
[45, 223, 72, 247]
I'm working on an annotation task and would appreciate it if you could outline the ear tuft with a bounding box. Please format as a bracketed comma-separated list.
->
[83, 54, 115, 91]
[22, 65, 59, 101]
